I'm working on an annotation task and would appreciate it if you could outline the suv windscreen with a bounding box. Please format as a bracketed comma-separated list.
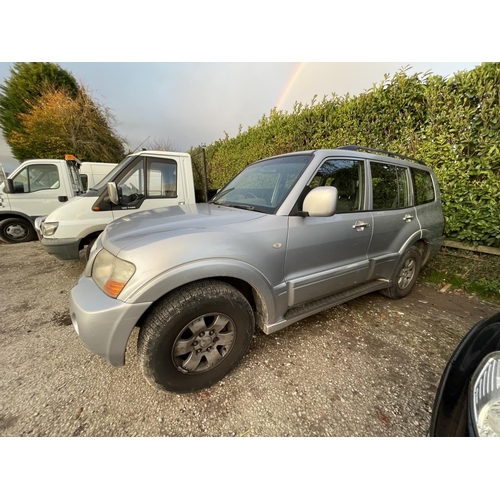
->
[211, 154, 313, 214]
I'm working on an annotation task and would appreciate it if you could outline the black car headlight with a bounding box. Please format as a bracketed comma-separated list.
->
[470, 351, 500, 437]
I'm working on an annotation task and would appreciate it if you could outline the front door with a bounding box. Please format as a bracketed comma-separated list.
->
[284, 158, 372, 307]
[7, 163, 68, 217]
[111, 156, 180, 220]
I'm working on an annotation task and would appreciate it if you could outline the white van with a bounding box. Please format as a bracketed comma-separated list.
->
[0, 156, 116, 244]
[37, 150, 197, 260]
[79, 162, 117, 191]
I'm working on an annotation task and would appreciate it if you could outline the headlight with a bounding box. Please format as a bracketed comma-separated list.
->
[470, 351, 500, 437]
[41, 221, 59, 237]
[92, 248, 136, 299]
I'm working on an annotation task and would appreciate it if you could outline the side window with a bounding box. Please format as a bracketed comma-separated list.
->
[371, 162, 411, 210]
[147, 159, 177, 198]
[12, 164, 60, 193]
[411, 168, 435, 205]
[308, 159, 365, 213]
[117, 159, 145, 205]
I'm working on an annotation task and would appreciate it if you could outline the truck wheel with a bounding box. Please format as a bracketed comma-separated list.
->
[137, 280, 255, 393]
[0, 218, 36, 244]
[380, 246, 422, 299]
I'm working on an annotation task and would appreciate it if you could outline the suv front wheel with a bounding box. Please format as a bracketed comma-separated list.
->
[137, 280, 255, 393]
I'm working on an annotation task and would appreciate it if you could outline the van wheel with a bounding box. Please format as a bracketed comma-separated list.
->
[380, 246, 422, 299]
[0, 218, 36, 243]
[137, 280, 255, 393]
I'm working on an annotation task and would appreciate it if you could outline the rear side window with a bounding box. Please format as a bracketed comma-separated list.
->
[371, 162, 411, 210]
[411, 168, 435, 205]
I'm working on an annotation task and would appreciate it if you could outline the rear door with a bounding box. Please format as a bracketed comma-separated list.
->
[284, 157, 373, 306]
[367, 161, 420, 279]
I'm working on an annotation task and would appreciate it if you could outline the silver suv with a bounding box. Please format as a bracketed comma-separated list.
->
[70, 146, 444, 393]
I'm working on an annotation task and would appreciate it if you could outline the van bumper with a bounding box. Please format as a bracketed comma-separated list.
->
[70, 276, 152, 366]
[40, 236, 81, 260]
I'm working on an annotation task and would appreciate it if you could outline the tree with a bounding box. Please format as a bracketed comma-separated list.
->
[8, 85, 126, 162]
[0, 62, 79, 160]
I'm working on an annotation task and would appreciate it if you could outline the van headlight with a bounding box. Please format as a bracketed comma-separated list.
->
[470, 351, 500, 437]
[41, 221, 59, 236]
[92, 248, 136, 299]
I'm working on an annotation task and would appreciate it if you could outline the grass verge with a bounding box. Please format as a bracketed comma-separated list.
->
[420, 248, 500, 305]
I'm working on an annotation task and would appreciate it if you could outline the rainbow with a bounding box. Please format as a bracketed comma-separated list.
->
[276, 62, 307, 110]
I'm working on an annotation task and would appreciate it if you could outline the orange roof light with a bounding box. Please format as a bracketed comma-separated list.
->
[65, 154, 78, 161]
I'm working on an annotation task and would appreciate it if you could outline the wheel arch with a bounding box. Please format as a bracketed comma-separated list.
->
[0, 211, 36, 228]
[78, 230, 103, 252]
[128, 261, 277, 333]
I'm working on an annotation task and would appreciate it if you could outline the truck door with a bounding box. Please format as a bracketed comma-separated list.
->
[284, 158, 372, 306]
[6, 162, 70, 217]
[111, 156, 180, 219]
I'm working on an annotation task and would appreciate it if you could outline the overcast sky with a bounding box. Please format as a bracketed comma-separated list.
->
[0, 61, 479, 172]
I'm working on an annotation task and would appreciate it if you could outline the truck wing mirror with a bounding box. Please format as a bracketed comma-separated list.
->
[107, 182, 120, 205]
[5, 179, 14, 194]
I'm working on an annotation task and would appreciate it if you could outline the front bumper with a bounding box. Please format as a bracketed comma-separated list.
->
[70, 275, 153, 366]
[41, 236, 82, 260]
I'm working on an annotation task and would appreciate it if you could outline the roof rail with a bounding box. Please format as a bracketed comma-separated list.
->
[335, 145, 425, 165]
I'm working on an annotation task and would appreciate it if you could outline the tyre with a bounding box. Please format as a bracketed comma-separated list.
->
[380, 246, 422, 299]
[84, 238, 96, 261]
[137, 280, 255, 393]
[0, 218, 36, 244]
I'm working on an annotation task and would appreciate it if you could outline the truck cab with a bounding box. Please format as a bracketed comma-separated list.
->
[0, 155, 85, 243]
[38, 150, 197, 261]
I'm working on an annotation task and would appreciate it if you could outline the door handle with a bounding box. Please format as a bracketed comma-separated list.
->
[403, 214, 414, 222]
[58, 196, 68, 202]
[352, 220, 370, 231]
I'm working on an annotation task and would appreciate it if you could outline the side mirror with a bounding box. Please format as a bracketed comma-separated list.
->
[5, 178, 14, 194]
[107, 182, 120, 205]
[302, 186, 338, 217]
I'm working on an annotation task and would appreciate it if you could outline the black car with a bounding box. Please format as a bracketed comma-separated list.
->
[430, 311, 500, 436]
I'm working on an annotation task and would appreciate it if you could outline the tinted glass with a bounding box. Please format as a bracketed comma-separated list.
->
[371, 162, 411, 210]
[308, 159, 365, 213]
[411, 168, 435, 205]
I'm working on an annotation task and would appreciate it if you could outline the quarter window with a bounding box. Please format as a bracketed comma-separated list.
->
[411, 168, 435, 205]
[371, 162, 411, 210]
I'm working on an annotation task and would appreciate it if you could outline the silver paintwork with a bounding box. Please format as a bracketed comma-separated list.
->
[70, 149, 445, 366]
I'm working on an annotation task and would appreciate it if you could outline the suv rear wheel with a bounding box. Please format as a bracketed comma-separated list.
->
[380, 245, 422, 299]
[137, 280, 255, 393]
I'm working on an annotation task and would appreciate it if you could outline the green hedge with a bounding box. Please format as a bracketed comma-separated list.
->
[190, 63, 500, 248]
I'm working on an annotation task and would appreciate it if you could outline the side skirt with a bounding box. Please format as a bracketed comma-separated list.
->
[263, 280, 389, 334]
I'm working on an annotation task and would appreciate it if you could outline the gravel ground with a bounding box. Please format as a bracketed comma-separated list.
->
[0, 240, 498, 437]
